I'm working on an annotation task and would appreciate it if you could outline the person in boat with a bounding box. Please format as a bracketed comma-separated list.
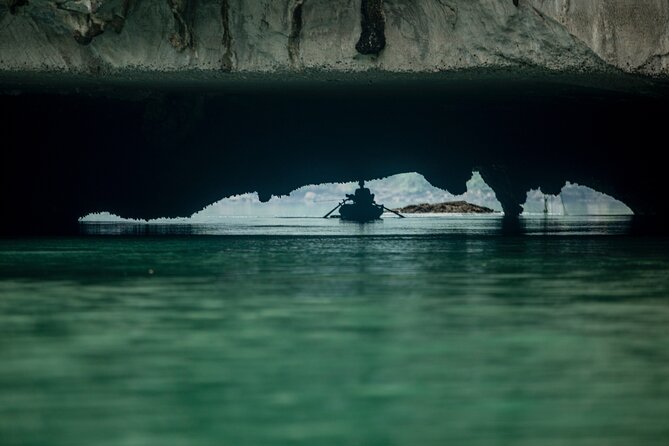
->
[346, 180, 375, 205]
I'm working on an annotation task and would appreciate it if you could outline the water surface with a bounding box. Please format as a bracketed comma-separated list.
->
[1, 216, 668, 445]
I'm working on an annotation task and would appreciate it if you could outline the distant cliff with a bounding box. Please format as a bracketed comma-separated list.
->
[1, 0, 668, 77]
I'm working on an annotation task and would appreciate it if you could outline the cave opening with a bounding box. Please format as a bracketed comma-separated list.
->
[1, 72, 667, 234]
[79, 171, 631, 223]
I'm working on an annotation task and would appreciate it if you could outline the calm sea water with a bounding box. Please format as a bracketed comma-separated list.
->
[1, 216, 668, 446]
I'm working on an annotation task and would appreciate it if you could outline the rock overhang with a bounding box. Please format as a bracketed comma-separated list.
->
[1, 0, 668, 76]
[2, 0, 669, 233]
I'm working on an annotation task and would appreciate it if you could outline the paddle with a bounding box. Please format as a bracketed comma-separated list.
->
[382, 205, 405, 218]
[323, 199, 349, 218]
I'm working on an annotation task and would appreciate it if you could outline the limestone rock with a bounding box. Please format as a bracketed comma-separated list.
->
[395, 201, 496, 214]
[0, 0, 667, 76]
[529, 0, 669, 76]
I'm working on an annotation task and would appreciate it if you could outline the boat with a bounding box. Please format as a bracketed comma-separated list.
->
[339, 202, 384, 222]
[322, 180, 405, 222]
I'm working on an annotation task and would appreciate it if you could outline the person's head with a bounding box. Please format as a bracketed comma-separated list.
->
[358, 180, 365, 187]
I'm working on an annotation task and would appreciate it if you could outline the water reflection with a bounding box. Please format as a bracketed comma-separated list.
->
[79, 215, 636, 237]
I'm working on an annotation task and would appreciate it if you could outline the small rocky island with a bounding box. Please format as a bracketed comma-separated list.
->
[394, 201, 496, 214]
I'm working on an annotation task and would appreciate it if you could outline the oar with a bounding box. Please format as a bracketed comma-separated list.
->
[323, 199, 348, 218]
[382, 205, 405, 218]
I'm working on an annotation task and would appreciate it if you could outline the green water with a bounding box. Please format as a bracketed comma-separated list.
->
[1, 216, 669, 445]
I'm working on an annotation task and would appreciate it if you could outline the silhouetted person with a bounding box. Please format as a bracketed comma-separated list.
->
[347, 180, 375, 205]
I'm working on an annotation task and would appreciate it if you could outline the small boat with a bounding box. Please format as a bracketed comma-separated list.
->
[323, 180, 404, 222]
[339, 202, 384, 222]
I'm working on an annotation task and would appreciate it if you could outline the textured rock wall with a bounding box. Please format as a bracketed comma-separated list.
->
[1, 0, 668, 76]
[530, 0, 669, 76]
